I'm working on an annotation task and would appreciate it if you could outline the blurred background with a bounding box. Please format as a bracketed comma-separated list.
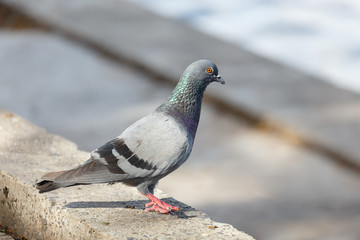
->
[1, 0, 360, 239]
[132, 0, 360, 94]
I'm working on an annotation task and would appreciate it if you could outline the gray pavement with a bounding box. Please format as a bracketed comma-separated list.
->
[1, 31, 360, 240]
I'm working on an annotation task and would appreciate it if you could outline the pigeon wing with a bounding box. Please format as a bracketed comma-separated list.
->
[91, 111, 192, 180]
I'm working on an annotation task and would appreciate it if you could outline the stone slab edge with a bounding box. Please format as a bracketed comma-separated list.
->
[0, 171, 112, 240]
[0, 110, 123, 240]
[0, 110, 254, 239]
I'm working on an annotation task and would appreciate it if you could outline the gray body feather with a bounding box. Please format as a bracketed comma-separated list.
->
[37, 111, 192, 195]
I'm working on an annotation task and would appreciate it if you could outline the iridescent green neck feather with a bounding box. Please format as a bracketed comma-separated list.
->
[157, 73, 209, 138]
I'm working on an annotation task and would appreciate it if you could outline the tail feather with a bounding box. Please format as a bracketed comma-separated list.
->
[36, 180, 63, 193]
[36, 170, 74, 192]
[42, 170, 67, 180]
[36, 160, 126, 193]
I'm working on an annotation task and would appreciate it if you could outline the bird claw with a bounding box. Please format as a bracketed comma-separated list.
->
[145, 204, 171, 214]
[144, 193, 180, 214]
[145, 201, 154, 208]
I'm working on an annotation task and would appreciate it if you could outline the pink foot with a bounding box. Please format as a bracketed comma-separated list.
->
[144, 193, 180, 214]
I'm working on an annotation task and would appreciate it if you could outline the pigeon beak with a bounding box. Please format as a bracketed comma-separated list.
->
[215, 75, 225, 85]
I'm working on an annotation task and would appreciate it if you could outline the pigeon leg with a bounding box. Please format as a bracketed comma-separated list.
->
[144, 193, 180, 213]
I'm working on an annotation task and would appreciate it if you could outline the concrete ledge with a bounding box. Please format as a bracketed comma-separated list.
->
[0, 110, 254, 240]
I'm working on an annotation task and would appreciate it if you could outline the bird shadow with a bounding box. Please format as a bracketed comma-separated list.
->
[64, 198, 196, 219]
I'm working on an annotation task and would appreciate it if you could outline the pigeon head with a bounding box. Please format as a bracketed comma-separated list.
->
[158, 59, 224, 137]
[182, 59, 225, 86]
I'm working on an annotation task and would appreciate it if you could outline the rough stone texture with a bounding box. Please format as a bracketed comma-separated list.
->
[2, 0, 360, 167]
[0, 232, 13, 240]
[0, 110, 254, 240]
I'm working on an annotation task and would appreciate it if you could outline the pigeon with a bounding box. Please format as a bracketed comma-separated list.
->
[36, 59, 224, 214]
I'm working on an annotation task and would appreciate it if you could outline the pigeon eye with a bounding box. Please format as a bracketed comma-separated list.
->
[206, 67, 213, 74]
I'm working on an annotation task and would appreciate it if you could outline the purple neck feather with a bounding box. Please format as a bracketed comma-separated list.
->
[157, 75, 208, 138]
